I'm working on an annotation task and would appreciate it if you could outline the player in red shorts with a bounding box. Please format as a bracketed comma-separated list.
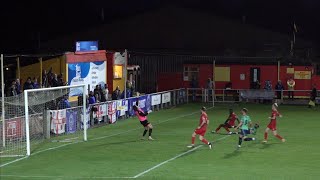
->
[187, 107, 212, 149]
[263, 103, 285, 143]
[212, 109, 239, 134]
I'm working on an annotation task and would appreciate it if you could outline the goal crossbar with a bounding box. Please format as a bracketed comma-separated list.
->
[23, 84, 87, 156]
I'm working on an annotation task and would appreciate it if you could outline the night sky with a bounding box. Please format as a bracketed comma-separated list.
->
[0, 0, 319, 53]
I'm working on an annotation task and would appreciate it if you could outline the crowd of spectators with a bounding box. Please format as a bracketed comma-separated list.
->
[6, 67, 66, 97]
[111, 80, 135, 100]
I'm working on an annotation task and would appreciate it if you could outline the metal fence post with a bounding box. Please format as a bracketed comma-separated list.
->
[186, 88, 189, 103]
[202, 88, 204, 102]
[161, 93, 164, 109]
[173, 90, 176, 106]
[169, 91, 172, 107]
[223, 89, 225, 102]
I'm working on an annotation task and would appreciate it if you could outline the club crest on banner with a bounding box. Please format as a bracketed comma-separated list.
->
[66, 110, 77, 134]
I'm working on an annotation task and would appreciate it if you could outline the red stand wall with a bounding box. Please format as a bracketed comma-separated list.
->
[158, 64, 315, 94]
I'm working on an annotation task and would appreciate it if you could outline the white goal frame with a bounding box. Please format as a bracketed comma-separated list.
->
[24, 84, 87, 156]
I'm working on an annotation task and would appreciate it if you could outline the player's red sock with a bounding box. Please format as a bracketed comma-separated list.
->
[275, 134, 283, 140]
[224, 126, 230, 132]
[191, 137, 195, 144]
[201, 139, 209, 144]
[264, 132, 268, 140]
[215, 124, 222, 132]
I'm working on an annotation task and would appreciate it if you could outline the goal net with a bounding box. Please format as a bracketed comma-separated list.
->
[0, 84, 87, 157]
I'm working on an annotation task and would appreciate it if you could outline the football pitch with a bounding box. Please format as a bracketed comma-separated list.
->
[0, 103, 319, 180]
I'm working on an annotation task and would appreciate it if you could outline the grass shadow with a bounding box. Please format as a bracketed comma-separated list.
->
[94, 139, 140, 147]
[260, 142, 278, 149]
[211, 132, 235, 136]
[223, 149, 242, 159]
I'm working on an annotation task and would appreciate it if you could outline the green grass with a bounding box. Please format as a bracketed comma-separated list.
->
[0, 103, 320, 180]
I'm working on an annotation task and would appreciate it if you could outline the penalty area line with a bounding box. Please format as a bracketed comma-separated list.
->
[0, 174, 134, 179]
[0, 106, 214, 168]
[133, 135, 230, 178]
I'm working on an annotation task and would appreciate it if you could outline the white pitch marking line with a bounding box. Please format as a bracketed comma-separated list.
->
[0, 174, 134, 179]
[0, 156, 29, 168]
[133, 135, 230, 178]
[0, 106, 214, 168]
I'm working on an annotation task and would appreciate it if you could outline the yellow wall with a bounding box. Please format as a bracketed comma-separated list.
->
[113, 78, 125, 92]
[17, 56, 67, 84]
[214, 67, 230, 82]
[112, 64, 125, 91]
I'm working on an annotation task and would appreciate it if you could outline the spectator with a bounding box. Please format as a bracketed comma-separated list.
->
[32, 77, 40, 89]
[78, 95, 83, 106]
[121, 89, 131, 99]
[94, 85, 101, 102]
[98, 84, 104, 97]
[309, 84, 317, 108]
[126, 80, 133, 97]
[88, 91, 96, 105]
[225, 82, 232, 97]
[287, 77, 295, 100]
[57, 74, 65, 86]
[275, 81, 284, 100]
[23, 77, 34, 90]
[206, 78, 213, 101]
[78, 95, 89, 108]
[58, 94, 71, 109]
[42, 69, 48, 88]
[104, 83, 109, 101]
[89, 91, 98, 112]
[112, 86, 121, 100]
[264, 80, 272, 91]
[131, 80, 136, 95]
[126, 80, 132, 90]
[95, 94, 100, 103]
[254, 80, 261, 89]
[47, 67, 54, 87]
[15, 79, 22, 94]
[51, 74, 59, 87]
[190, 77, 198, 101]
[9, 81, 17, 96]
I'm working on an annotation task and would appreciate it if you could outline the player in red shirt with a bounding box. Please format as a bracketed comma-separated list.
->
[212, 109, 239, 134]
[187, 107, 212, 149]
[263, 103, 285, 143]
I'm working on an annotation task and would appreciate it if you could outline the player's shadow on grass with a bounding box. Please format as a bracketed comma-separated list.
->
[223, 150, 242, 159]
[95, 140, 140, 147]
[212, 132, 236, 136]
[260, 142, 277, 149]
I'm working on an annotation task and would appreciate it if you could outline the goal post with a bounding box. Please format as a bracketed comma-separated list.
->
[24, 84, 87, 156]
[0, 84, 87, 158]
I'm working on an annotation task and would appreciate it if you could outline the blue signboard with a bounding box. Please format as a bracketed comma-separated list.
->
[76, 41, 98, 52]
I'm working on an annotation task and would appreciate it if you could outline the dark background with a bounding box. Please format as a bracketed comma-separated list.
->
[0, 0, 319, 53]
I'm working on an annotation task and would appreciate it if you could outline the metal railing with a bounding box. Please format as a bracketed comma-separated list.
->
[86, 88, 188, 126]
[185, 88, 318, 105]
